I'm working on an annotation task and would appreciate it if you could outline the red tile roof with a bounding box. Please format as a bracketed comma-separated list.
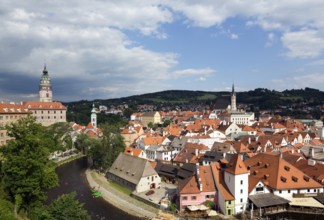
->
[244, 153, 322, 191]
[225, 154, 249, 175]
[23, 101, 66, 110]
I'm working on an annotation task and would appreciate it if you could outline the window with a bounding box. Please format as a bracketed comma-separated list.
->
[228, 201, 231, 205]
[240, 199, 243, 203]
[191, 196, 197, 200]
[240, 180, 243, 185]
[240, 189, 243, 194]
[288, 190, 290, 193]
[307, 189, 310, 192]
[206, 195, 214, 199]
[256, 186, 264, 192]
[279, 190, 282, 194]
[183, 196, 187, 200]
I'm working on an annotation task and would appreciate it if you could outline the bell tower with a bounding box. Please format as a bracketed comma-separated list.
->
[91, 103, 97, 132]
[39, 65, 53, 102]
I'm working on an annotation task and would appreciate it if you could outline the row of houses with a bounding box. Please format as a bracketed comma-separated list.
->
[107, 109, 324, 216]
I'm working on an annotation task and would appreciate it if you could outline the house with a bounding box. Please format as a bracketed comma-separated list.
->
[217, 122, 242, 137]
[244, 153, 323, 200]
[106, 153, 161, 193]
[173, 143, 208, 166]
[124, 147, 146, 159]
[210, 162, 235, 215]
[0, 102, 31, 146]
[178, 164, 216, 211]
[120, 124, 144, 147]
[141, 111, 161, 127]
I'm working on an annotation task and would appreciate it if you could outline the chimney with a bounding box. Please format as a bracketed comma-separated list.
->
[308, 159, 316, 166]
[195, 148, 199, 156]
[248, 137, 251, 144]
[309, 147, 315, 159]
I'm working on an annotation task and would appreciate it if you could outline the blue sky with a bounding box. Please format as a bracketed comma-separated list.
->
[0, 1, 324, 102]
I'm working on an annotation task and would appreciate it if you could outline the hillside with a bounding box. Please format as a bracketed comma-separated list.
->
[64, 88, 324, 125]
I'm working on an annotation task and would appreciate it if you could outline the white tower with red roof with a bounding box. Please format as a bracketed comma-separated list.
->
[224, 154, 249, 214]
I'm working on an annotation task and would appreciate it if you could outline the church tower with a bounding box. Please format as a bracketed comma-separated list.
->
[91, 104, 97, 132]
[231, 83, 237, 111]
[39, 65, 53, 102]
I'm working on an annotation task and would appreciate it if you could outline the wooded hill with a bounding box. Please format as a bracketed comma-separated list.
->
[64, 87, 324, 124]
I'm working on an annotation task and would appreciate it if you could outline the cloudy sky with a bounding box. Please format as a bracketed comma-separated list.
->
[1, 0, 324, 102]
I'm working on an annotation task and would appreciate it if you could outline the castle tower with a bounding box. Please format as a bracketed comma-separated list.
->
[231, 83, 237, 111]
[39, 65, 53, 102]
[91, 103, 97, 131]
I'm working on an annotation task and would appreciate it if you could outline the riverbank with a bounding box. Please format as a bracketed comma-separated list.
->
[85, 169, 159, 219]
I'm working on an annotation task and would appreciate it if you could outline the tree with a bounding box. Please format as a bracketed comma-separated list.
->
[0, 199, 15, 220]
[162, 119, 171, 127]
[47, 192, 90, 220]
[87, 123, 126, 171]
[46, 122, 74, 152]
[147, 122, 154, 129]
[0, 116, 58, 212]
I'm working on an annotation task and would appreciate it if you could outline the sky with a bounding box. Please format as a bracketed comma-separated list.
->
[1, 0, 324, 102]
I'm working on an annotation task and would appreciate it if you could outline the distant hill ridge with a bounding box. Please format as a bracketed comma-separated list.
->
[65, 87, 324, 106]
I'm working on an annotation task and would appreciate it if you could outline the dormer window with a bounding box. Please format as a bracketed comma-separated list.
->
[281, 176, 287, 182]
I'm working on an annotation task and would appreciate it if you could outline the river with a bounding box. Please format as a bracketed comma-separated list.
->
[47, 157, 142, 220]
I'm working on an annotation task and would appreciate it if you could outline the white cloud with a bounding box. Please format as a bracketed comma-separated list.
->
[230, 33, 238, 40]
[172, 68, 215, 77]
[308, 59, 324, 66]
[166, 0, 324, 58]
[271, 73, 324, 90]
[281, 29, 324, 58]
[265, 32, 276, 47]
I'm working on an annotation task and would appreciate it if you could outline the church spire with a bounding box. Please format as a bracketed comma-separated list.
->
[231, 83, 237, 111]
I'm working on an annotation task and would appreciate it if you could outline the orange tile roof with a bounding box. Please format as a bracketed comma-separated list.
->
[225, 154, 249, 175]
[124, 147, 143, 157]
[210, 162, 234, 200]
[244, 153, 322, 190]
[23, 101, 66, 110]
[179, 165, 216, 194]
[0, 103, 30, 114]
[143, 136, 166, 145]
